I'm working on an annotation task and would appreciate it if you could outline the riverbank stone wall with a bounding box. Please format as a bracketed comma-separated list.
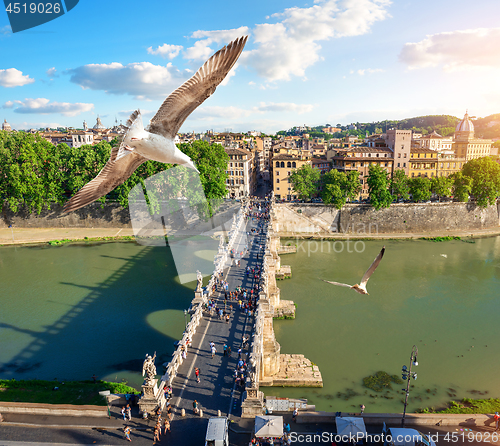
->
[0, 202, 131, 229]
[275, 202, 500, 235]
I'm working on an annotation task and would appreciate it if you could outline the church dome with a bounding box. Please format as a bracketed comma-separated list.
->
[456, 112, 474, 133]
[93, 116, 106, 130]
[2, 119, 12, 131]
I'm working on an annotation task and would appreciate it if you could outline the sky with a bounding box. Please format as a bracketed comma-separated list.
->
[1, 0, 500, 134]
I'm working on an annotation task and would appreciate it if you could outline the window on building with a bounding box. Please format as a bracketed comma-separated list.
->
[277, 187, 280, 190]
[453, 163, 456, 168]
[411, 173, 414, 178]
[287, 161, 291, 168]
[404, 153, 406, 158]
[292, 162, 296, 168]
[276, 179, 280, 183]
[398, 153, 401, 158]
[276, 161, 279, 167]
[281, 162, 285, 168]
[397, 163, 400, 167]
[403, 163, 406, 167]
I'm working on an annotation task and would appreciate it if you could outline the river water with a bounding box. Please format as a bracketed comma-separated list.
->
[1, 237, 499, 413]
[261, 237, 500, 413]
[0, 241, 215, 389]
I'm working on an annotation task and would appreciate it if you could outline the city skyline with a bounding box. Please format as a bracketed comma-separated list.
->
[1, 0, 500, 133]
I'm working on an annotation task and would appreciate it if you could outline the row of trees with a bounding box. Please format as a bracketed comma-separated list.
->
[289, 157, 500, 210]
[0, 131, 229, 214]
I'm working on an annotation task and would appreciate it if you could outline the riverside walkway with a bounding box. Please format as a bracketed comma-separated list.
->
[170, 203, 268, 423]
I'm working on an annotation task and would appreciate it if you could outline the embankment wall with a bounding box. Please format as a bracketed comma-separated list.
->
[3, 201, 500, 235]
[274, 202, 500, 235]
[0, 202, 131, 229]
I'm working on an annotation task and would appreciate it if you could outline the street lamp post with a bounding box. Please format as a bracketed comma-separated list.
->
[401, 345, 418, 428]
[184, 309, 188, 330]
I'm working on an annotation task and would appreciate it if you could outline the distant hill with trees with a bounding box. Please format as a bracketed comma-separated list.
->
[278, 114, 500, 140]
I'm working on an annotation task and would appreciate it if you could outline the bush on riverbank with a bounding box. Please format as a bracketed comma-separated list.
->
[417, 398, 500, 414]
[0, 379, 139, 406]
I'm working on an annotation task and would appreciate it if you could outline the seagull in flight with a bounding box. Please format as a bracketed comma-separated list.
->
[63, 36, 248, 213]
[322, 246, 385, 295]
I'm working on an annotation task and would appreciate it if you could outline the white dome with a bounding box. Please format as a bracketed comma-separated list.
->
[456, 112, 474, 133]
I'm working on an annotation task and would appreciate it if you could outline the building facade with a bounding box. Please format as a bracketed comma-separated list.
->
[384, 129, 412, 176]
[272, 154, 311, 201]
[225, 148, 255, 198]
[453, 112, 492, 160]
[330, 147, 393, 198]
[409, 148, 438, 178]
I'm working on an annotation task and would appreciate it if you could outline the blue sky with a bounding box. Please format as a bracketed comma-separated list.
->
[1, 0, 500, 133]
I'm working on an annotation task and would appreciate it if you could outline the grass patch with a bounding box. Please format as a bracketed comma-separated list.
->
[47, 236, 136, 246]
[419, 236, 461, 242]
[363, 371, 403, 392]
[0, 379, 139, 406]
[416, 398, 500, 414]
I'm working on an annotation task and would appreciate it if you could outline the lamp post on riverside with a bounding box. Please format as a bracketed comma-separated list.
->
[401, 345, 418, 427]
[184, 309, 188, 330]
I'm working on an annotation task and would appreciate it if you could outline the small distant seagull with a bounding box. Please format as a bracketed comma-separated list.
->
[63, 36, 248, 213]
[322, 246, 385, 295]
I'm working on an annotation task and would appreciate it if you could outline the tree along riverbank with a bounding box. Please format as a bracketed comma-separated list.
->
[0, 379, 139, 406]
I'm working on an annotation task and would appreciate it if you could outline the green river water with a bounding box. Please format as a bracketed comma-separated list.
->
[1, 237, 499, 413]
[262, 237, 500, 413]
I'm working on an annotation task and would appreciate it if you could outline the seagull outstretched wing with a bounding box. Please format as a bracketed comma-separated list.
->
[148, 36, 248, 139]
[359, 246, 385, 288]
[322, 279, 352, 288]
[63, 147, 146, 213]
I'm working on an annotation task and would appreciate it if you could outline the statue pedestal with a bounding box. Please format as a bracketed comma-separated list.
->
[138, 379, 165, 416]
[192, 291, 204, 306]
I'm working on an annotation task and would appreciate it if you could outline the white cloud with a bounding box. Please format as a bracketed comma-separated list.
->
[356, 68, 385, 75]
[147, 44, 183, 60]
[7, 98, 94, 116]
[46, 67, 57, 77]
[0, 68, 35, 87]
[190, 105, 252, 121]
[190, 26, 249, 44]
[184, 39, 214, 61]
[255, 102, 314, 114]
[240, 0, 391, 81]
[185, 26, 249, 61]
[0, 25, 11, 35]
[68, 62, 188, 100]
[399, 28, 500, 71]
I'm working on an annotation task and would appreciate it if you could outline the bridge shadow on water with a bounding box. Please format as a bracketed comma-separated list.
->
[0, 242, 212, 388]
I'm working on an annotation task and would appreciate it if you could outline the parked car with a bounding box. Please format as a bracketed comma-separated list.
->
[205, 417, 229, 446]
[383, 425, 437, 446]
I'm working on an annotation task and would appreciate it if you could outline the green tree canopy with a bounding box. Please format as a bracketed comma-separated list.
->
[0, 131, 229, 214]
[461, 157, 500, 207]
[451, 172, 472, 202]
[320, 169, 360, 209]
[430, 176, 453, 201]
[390, 169, 410, 200]
[409, 177, 432, 202]
[289, 164, 321, 200]
[367, 164, 393, 210]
